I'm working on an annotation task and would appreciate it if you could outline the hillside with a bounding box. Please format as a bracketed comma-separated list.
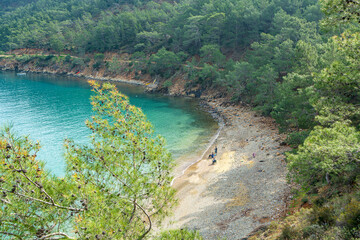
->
[1, 0, 360, 239]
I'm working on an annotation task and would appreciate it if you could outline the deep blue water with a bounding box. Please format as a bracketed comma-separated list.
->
[0, 72, 218, 175]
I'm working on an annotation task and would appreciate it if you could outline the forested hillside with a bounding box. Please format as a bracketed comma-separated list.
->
[0, 0, 321, 53]
[1, 0, 359, 238]
[0, 0, 324, 133]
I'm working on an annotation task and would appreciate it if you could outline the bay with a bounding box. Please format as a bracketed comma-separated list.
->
[0, 72, 218, 176]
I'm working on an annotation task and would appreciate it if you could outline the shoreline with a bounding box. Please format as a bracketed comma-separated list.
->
[171, 110, 225, 186]
[161, 98, 291, 240]
[2, 68, 291, 239]
[0, 68, 158, 89]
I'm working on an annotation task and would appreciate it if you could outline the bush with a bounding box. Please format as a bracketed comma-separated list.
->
[108, 57, 127, 74]
[342, 199, 360, 231]
[177, 51, 189, 62]
[93, 53, 105, 69]
[279, 224, 299, 240]
[163, 79, 173, 88]
[64, 54, 71, 63]
[71, 57, 85, 68]
[155, 229, 203, 240]
[302, 224, 325, 238]
[84, 56, 91, 63]
[197, 63, 219, 87]
[149, 48, 181, 78]
[285, 130, 311, 148]
[310, 206, 336, 227]
[15, 54, 33, 63]
[287, 122, 360, 192]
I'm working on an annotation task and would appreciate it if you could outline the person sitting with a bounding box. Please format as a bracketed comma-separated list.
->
[212, 158, 217, 165]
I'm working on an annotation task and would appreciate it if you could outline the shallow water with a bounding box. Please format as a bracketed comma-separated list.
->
[0, 72, 218, 175]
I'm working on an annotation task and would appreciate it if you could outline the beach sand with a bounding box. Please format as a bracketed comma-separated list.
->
[161, 100, 291, 240]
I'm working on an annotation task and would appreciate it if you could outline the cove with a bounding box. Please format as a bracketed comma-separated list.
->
[0, 72, 218, 176]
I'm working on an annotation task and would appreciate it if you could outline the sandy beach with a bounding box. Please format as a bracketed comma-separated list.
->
[0, 57, 291, 238]
[162, 99, 291, 239]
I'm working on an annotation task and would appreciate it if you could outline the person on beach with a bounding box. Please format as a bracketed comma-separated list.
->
[252, 152, 256, 158]
[212, 158, 217, 165]
[214, 146, 217, 156]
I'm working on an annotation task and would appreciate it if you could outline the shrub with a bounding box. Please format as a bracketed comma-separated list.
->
[310, 206, 336, 227]
[71, 57, 85, 68]
[287, 122, 360, 192]
[15, 54, 32, 63]
[163, 79, 173, 88]
[285, 130, 311, 148]
[84, 56, 91, 63]
[302, 224, 325, 238]
[93, 53, 105, 69]
[155, 229, 203, 240]
[279, 224, 299, 240]
[64, 54, 71, 63]
[342, 199, 360, 231]
[149, 48, 181, 78]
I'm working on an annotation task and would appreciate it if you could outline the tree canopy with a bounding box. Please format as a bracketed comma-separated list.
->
[0, 82, 176, 239]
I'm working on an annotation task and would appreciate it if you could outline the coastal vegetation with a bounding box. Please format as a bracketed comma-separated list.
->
[0, 82, 176, 239]
[0, 0, 359, 239]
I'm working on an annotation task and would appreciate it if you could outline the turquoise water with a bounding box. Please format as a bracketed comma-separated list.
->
[0, 72, 218, 176]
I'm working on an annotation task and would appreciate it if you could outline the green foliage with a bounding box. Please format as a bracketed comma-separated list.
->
[155, 229, 203, 240]
[301, 224, 325, 238]
[225, 61, 255, 103]
[310, 206, 336, 226]
[197, 63, 219, 87]
[287, 122, 360, 192]
[15, 54, 33, 63]
[108, 56, 127, 74]
[200, 44, 225, 67]
[320, 0, 360, 27]
[64, 81, 176, 238]
[279, 224, 300, 240]
[131, 51, 147, 72]
[311, 32, 360, 126]
[0, 82, 176, 239]
[149, 48, 181, 78]
[176, 51, 189, 62]
[341, 199, 360, 231]
[0, 0, 322, 56]
[272, 73, 315, 131]
[162, 79, 173, 88]
[71, 57, 85, 69]
[0, 125, 79, 239]
[92, 53, 105, 69]
[64, 54, 71, 63]
[285, 130, 311, 148]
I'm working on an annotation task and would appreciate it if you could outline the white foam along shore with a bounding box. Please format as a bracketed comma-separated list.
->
[170, 110, 225, 186]
[162, 101, 290, 240]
